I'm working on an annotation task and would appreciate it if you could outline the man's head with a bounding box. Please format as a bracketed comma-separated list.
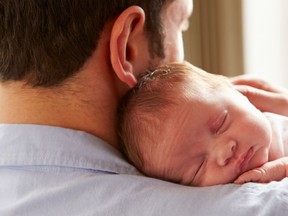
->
[0, 0, 193, 148]
[118, 62, 272, 186]
[0, 0, 185, 87]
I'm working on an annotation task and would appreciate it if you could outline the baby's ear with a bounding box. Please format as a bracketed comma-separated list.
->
[110, 6, 146, 88]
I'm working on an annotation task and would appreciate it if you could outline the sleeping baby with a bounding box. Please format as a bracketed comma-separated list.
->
[117, 62, 288, 186]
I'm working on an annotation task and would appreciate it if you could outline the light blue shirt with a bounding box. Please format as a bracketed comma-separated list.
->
[1, 124, 288, 216]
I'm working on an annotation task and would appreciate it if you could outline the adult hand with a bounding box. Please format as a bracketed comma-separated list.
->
[234, 157, 288, 184]
[231, 75, 288, 116]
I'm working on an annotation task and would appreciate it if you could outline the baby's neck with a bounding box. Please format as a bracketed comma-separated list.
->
[264, 112, 288, 160]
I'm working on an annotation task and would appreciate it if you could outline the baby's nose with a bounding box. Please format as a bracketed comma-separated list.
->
[216, 140, 236, 166]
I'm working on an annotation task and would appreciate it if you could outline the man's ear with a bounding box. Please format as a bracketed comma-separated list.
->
[110, 6, 146, 88]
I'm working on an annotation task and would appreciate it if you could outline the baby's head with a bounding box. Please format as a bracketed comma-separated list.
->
[118, 62, 272, 186]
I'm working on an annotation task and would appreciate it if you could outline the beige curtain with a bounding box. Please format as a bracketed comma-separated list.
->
[183, 0, 243, 77]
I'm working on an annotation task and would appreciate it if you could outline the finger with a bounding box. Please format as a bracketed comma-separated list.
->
[231, 75, 275, 92]
[234, 169, 266, 184]
[230, 75, 284, 93]
[234, 172, 254, 184]
[234, 171, 252, 184]
[234, 176, 247, 184]
[234, 85, 288, 116]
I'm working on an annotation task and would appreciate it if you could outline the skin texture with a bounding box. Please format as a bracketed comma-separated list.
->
[231, 75, 288, 116]
[149, 70, 273, 186]
[234, 157, 288, 184]
[0, 0, 193, 149]
[119, 63, 288, 186]
[1, 1, 288, 186]
[234, 112, 288, 184]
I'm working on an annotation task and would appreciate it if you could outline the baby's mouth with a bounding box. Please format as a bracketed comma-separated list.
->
[238, 147, 254, 174]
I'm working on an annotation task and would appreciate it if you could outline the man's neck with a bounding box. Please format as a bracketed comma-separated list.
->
[0, 23, 132, 150]
[0, 77, 125, 149]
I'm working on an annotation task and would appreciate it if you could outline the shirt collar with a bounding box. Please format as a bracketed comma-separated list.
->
[0, 124, 140, 175]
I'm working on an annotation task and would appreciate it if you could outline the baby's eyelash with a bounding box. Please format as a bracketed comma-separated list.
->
[216, 111, 228, 135]
[193, 159, 205, 181]
[215, 110, 228, 135]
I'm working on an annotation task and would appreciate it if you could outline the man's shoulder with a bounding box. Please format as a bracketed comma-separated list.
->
[1, 124, 288, 216]
[1, 157, 288, 216]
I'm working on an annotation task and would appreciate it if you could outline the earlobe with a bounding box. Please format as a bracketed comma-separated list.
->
[110, 6, 146, 88]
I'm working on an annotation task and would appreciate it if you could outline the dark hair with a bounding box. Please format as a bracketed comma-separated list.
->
[0, 0, 172, 87]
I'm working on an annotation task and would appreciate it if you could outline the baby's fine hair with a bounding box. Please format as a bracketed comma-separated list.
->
[117, 62, 230, 177]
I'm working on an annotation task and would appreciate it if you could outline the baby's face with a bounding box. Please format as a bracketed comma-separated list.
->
[152, 83, 272, 186]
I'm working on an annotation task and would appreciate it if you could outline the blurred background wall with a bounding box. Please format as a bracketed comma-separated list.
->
[183, 0, 288, 88]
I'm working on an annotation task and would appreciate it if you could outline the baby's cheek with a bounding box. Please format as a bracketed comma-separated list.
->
[199, 168, 236, 186]
[249, 148, 269, 171]
[283, 124, 288, 155]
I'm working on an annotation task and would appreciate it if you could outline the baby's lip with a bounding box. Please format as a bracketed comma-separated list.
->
[237, 147, 254, 174]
